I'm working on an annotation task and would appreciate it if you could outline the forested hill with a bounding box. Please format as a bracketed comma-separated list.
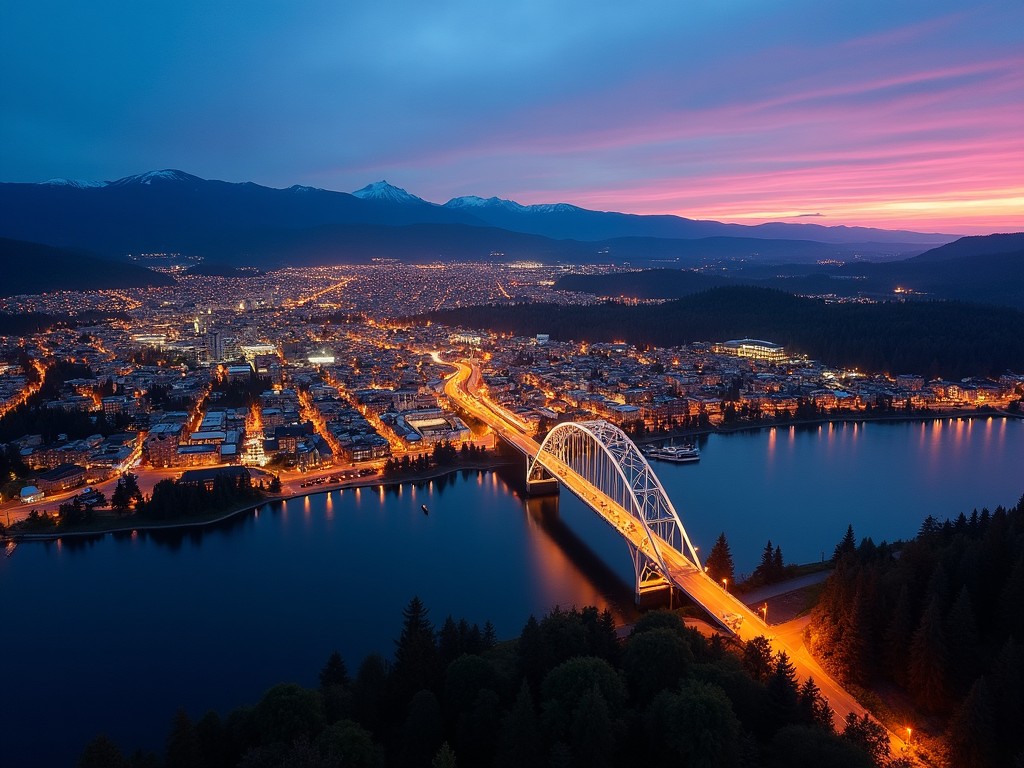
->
[0, 237, 175, 296]
[810, 496, 1024, 767]
[421, 287, 1024, 379]
[554, 242, 1024, 310]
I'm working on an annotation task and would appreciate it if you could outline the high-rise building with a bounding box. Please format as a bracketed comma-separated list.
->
[205, 330, 224, 363]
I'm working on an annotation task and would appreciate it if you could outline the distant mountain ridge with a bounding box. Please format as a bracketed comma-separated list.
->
[0, 170, 957, 267]
[553, 232, 1024, 310]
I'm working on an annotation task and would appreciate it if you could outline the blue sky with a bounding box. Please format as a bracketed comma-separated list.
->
[2, 1, 1022, 232]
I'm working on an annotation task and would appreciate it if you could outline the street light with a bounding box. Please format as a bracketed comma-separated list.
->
[760, 603, 768, 624]
[722, 578, 728, 592]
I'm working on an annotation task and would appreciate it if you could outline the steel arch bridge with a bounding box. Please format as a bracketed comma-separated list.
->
[527, 420, 702, 598]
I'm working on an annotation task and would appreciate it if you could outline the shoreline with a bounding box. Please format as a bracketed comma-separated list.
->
[5, 409, 1016, 542]
[4, 458, 516, 543]
[635, 405, 1018, 445]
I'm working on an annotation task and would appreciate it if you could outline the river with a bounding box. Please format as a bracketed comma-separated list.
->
[1, 416, 1021, 766]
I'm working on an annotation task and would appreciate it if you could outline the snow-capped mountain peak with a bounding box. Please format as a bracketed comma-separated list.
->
[443, 196, 582, 214]
[108, 169, 203, 187]
[444, 195, 527, 212]
[528, 202, 583, 214]
[352, 180, 425, 204]
[288, 184, 323, 193]
[40, 178, 108, 189]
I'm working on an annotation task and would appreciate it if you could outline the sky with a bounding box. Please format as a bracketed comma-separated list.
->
[2, 1, 1022, 234]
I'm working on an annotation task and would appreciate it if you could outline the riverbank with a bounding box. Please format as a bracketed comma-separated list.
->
[3, 457, 515, 543]
[634, 405, 1016, 446]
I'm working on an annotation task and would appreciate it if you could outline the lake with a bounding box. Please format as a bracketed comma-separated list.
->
[2, 415, 1021, 766]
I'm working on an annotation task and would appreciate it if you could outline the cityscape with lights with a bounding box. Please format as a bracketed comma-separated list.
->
[3, 2, 1023, 767]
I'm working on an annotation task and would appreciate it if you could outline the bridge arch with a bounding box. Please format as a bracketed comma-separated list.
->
[528, 420, 702, 578]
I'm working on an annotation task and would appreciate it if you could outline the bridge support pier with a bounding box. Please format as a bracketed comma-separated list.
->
[629, 543, 672, 606]
[525, 462, 560, 496]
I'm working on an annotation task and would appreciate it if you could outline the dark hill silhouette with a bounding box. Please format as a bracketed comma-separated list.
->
[0, 237, 175, 296]
[422, 285, 1024, 378]
[555, 234, 1024, 309]
[905, 232, 1024, 262]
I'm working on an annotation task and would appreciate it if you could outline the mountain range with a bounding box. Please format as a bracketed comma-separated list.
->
[0, 170, 955, 268]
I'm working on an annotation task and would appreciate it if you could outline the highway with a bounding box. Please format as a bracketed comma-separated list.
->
[441, 356, 903, 743]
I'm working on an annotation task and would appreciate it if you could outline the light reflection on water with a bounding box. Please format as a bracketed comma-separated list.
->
[659, 417, 1023, 575]
[1, 417, 1022, 768]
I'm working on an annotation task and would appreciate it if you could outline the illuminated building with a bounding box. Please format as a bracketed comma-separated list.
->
[35, 463, 87, 493]
[205, 330, 224, 363]
[715, 338, 786, 363]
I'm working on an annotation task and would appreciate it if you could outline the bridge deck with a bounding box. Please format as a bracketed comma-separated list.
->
[442, 358, 886, 736]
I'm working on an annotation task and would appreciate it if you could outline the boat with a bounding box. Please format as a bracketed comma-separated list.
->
[421, 504, 429, 515]
[644, 444, 700, 463]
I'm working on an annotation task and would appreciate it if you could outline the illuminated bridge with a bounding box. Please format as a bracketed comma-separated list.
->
[443, 359, 749, 620]
[528, 420, 703, 603]
[442, 358, 884, 735]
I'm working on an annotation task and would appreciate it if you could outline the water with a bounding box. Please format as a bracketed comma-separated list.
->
[667, 417, 1023, 575]
[2, 416, 1022, 766]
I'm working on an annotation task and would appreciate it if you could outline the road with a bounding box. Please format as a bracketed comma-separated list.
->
[440, 356, 907, 747]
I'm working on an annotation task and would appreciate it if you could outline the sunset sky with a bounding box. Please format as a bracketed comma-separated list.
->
[3, 1, 1021, 234]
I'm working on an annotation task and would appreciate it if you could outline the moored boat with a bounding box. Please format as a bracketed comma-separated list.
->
[644, 444, 700, 463]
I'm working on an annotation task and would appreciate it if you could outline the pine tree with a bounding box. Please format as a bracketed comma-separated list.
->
[945, 586, 980, 692]
[841, 713, 889, 765]
[517, 615, 544, 690]
[111, 476, 134, 513]
[947, 677, 998, 768]
[569, 684, 615, 768]
[431, 741, 457, 768]
[481, 620, 497, 650]
[495, 682, 542, 768]
[351, 653, 388, 733]
[78, 735, 128, 768]
[706, 532, 735, 584]
[908, 595, 950, 713]
[319, 650, 350, 690]
[165, 709, 200, 768]
[742, 635, 774, 682]
[883, 584, 915, 686]
[759, 540, 774, 578]
[438, 616, 462, 667]
[393, 597, 438, 704]
[840, 579, 873, 684]
[798, 677, 834, 731]
[767, 651, 800, 729]
[833, 524, 856, 561]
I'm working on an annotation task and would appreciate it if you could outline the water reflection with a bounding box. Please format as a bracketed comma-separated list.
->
[3, 421, 1022, 768]
[523, 495, 637, 625]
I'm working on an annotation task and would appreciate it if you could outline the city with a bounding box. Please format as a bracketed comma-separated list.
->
[4, 263, 1019, 527]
